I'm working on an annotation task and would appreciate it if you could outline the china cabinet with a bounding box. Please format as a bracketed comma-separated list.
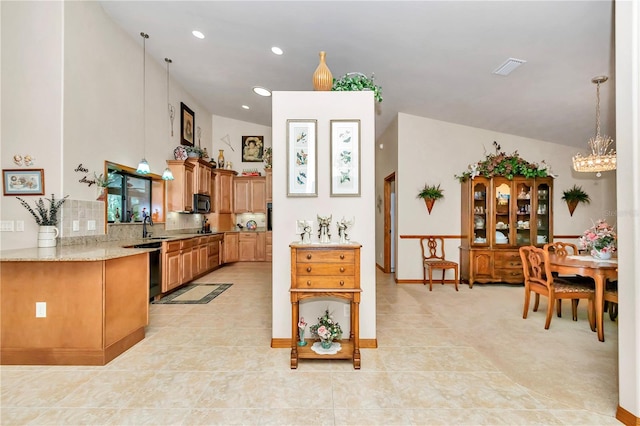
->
[289, 243, 362, 369]
[460, 177, 553, 286]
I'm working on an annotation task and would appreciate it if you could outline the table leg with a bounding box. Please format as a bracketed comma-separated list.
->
[594, 274, 605, 342]
[291, 300, 299, 369]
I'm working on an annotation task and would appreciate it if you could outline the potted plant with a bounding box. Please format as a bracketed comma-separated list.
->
[185, 145, 204, 158]
[94, 172, 116, 201]
[16, 194, 69, 247]
[332, 72, 383, 102]
[417, 183, 444, 214]
[561, 184, 590, 216]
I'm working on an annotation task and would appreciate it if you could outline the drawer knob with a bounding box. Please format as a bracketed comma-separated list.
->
[306, 254, 312, 259]
[340, 267, 345, 272]
[306, 267, 312, 272]
[306, 280, 311, 286]
[340, 280, 345, 286]
[340, 254, 345, 260]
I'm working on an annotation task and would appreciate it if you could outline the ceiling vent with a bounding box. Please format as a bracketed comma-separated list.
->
[492, 58, 527, 76]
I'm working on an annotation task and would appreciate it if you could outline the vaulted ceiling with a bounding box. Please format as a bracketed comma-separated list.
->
[100, 1, 616, 149]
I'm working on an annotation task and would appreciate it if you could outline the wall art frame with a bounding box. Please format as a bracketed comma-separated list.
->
[330, 119, 361, 197]
[286, 119, 317, 197]
[2, 169, 45, 196]
[180, 102, 195, 146]
[242, 136, 264, 162]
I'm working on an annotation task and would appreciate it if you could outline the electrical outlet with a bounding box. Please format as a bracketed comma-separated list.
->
[36, 302, 46, 318]
[72, 220, 80, 232]
[0, 220, 14, 232]
[87, 220, 96, 231]
[15, 220, 24, 231]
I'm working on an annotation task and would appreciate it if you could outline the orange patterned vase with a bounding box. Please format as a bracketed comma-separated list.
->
[312, 51, 333, 91]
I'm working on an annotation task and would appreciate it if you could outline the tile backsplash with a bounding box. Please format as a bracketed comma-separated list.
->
[61, 200, 105, 238]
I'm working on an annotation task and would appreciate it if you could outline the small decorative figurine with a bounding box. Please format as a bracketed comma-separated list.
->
[317, 214, 332, 243]
[336, 217, 354, 244]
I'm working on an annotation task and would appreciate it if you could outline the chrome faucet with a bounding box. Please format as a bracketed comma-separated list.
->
[142, 211, 153, 238]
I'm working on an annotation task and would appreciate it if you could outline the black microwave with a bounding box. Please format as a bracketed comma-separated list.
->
[193, 194, 211, 213]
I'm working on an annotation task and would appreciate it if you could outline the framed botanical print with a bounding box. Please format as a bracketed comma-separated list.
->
[2, 169, 45, 195]
[180, 102, 195, 146]
[242, 136, 264, 162]
[330, 119, 361, 196]
[286, 119, 317, 197]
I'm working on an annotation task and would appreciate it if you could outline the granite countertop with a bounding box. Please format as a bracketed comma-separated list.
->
[0, 232, 227, 262]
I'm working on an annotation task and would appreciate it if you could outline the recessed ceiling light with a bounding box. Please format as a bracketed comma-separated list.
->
[252, 86, 272, 97]
[492, 58, 526, 76]
[242, 105, 250, 110]
[271, 46, 283, 55]
[192, 30, 205, 39]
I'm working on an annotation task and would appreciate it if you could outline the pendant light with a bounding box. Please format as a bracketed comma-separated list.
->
[136, 32, 151, 175]
[162, 57, 175, 181]
[572, 76, 616, 177]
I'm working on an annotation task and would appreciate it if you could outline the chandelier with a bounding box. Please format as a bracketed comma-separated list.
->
[572, 76, 616, 177]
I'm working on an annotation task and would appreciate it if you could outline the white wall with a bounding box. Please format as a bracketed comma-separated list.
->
[374, 116, 398, 268]
[394, 113, 617, 281]
[271, 91, 376, 340]
[211, 115, 271, 172]
[0, 1, 64, 250]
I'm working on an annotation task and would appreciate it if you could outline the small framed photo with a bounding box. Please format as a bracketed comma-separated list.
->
[330, 119, 361, 196]
[242, 136, 264, 162]
[3, 169, 45, 196]
[287, 119, 317, 197]
[180, 102, 195, 146]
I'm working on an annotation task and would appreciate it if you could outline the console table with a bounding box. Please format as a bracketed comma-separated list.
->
[289, 242, 362, 369]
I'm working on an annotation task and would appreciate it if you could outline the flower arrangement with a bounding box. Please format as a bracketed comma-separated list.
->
[297, 317, 307, 346]
[16, 194, 69, 226]
[417, 183, 444, 200]
[310, 309, 343, 346]
[455, 141, 549, 182]
[579, 219, 617, 256]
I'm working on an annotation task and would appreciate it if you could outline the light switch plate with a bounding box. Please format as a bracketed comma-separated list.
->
[72, 220, 80, 232]
[36, 302, 46, 318]
[15, 220, 24, 232]
[87, 220, 96, 231]
[0, 221, 14, 232]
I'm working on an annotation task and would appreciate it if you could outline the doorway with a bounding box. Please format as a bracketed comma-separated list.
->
[383, 172, 396, 274]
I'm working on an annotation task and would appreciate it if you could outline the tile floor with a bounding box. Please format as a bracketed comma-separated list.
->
[1, 262, 620, 425]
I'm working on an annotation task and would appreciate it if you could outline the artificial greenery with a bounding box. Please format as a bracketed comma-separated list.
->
[417, 183, 444, 200]
[561, 185, 591, 204]
[332, 72, 383, 102]
[94, 172, 116, 188]
[455, 141, 549, 182]
[309, 308, 343, 343]
[17, 194, 69, 226]
[185, 145, 204, 157]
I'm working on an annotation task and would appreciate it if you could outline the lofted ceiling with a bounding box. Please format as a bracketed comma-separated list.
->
[99, 1, 616, 149]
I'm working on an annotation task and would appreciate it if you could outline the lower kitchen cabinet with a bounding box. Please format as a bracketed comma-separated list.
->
[256, 232, 266, 261]
[239, 233, 256, 261]
[180, 239, 194, 284]
[266, 231, 272, 261]
[163, 241, 181, 292]
[223, 232, 239, 263]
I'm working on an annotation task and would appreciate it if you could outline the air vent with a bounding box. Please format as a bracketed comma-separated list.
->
[492, 58, 527, 76]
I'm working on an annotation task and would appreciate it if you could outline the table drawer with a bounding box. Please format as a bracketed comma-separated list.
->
[295, 276, 355, 289]
[296, 263, 355, 276]
[296, 250, 355, 263]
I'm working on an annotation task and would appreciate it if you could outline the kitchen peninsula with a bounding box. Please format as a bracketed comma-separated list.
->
[0, 244, 154, 365]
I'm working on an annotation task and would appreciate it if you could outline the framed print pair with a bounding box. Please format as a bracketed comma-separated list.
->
[286, 119, 361, 197]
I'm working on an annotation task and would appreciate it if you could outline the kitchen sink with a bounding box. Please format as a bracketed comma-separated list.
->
[147, 236, 171, 240]
[132, 242, 163, 248]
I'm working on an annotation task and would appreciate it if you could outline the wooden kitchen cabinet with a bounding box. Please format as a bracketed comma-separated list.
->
[163, 241, 181, 292]
[166, 160, 195, 212]
[460, 176, 553, 286]
[223, 232, 239, 263]
[266, 231, 272, 261]
[207, 234, 223, 270]
[238, 232, 256, 261]
[233, 176, 266, 213]
[197, 238, 208, 275]
[180, 239, 194, 284]
[289, 243, 362, 369]
[213, 169, 236, 213]
[256, 231, 266, 261]
[265, 169, 272, 203]
[187, 158, 212, 195]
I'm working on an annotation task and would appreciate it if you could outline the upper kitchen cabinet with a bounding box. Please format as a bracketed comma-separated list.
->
[234, 176, 266, 213]
[212, 169, 237, 213]
[166, 160, 195, 212]
[187, 158, 212, 195]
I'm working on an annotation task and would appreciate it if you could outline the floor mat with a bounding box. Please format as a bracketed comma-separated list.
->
[152, 283, 232, 304]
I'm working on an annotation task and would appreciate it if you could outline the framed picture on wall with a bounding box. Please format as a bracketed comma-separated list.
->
[242, 136, 264, 162]
[330, 119, 361, 196]
[287, 119, 317, 197]
[180, 102, 195, 146]
[2, 169, 45, 196]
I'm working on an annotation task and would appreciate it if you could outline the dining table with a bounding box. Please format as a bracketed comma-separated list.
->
[548, 253, 618, 342]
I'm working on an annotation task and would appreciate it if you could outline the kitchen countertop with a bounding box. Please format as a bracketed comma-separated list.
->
[0, 232, 226, 262]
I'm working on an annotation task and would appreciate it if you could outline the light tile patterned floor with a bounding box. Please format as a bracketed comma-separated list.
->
[1, 262, 620, 425]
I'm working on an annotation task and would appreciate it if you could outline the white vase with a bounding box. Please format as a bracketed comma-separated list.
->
[592, 249, 612, 260]
[38, 225, 59, 248]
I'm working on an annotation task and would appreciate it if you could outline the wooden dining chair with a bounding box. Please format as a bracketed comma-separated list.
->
[420, 237, 459, 291]
[605, 277, 618, 321]
[519, 245, 595, 330]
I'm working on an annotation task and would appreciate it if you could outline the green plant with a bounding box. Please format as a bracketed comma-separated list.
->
[310, 309, 343, 342]
[16, 194, 69, 226]
[561, 185, 591, 204]
[185, 145, 204, 157]
[417, 183, 444, 200]
[332, 72, 383, 102]
[94, 172, 116, 188]
[455, 141, 549, 182]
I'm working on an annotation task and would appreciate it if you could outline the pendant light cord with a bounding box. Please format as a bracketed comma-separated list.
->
[165, 58, 175, 136]
[140, 32, 149, 160]
[595, 80, 601, 138]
